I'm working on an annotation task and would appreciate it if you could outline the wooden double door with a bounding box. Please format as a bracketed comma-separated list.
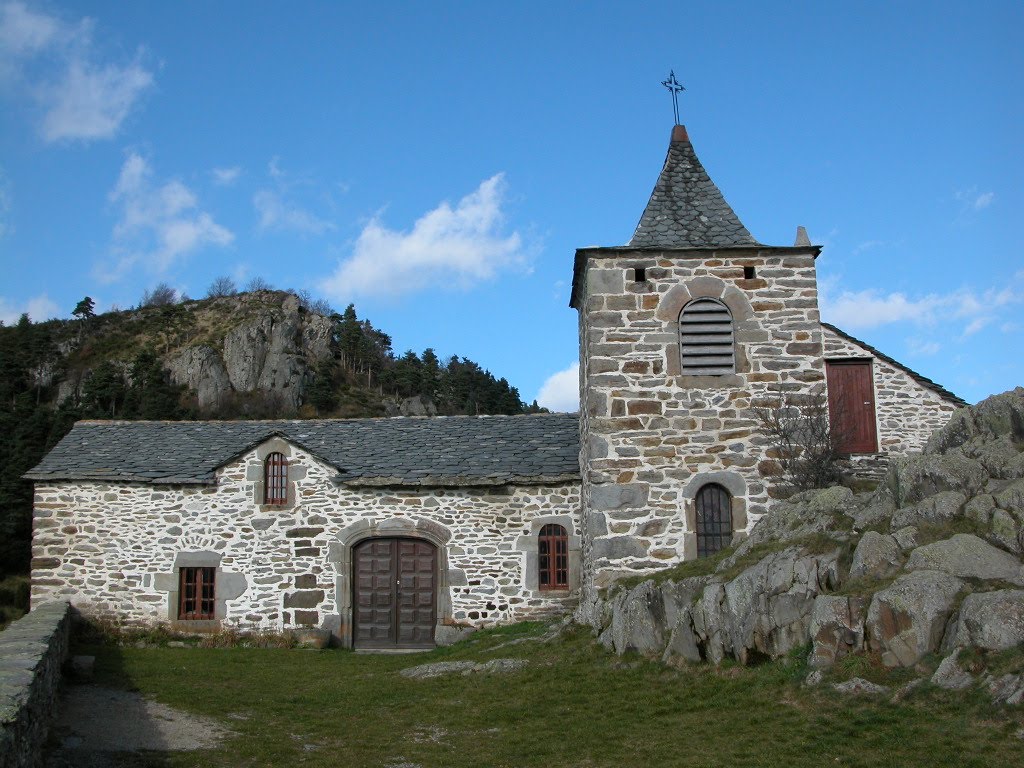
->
[353, 538, 437, 649]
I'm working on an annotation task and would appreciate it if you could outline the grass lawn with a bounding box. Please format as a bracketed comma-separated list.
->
[73, 622, 1024, 768]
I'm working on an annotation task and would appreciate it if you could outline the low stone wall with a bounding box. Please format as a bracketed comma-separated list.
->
[0, 601, 72, 768]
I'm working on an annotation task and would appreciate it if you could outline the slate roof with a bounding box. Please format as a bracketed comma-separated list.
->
[25, 414, 582, 487]
[628, 125, 759, 248]
[822, 323, 969, 407]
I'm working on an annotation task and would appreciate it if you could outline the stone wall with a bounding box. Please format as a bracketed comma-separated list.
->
[576, 246, 825, 592]
[823, 326, 963, 474]
[0, 601, 72, 768]
[31, 443, 581, 645]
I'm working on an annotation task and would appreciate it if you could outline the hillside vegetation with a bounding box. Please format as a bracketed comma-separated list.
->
[0, 290, 542, 575]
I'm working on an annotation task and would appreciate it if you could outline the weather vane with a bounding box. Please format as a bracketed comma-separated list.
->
[662, 70, 685, 125]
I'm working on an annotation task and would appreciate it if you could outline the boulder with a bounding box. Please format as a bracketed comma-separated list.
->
[695, 547, 839, 665]
[400, 658, 528, 679]
[890, 490, 967, 529]
[904, 534, 1024, 585]
[892, 526, 919, 552]
[849, 531, 903, 581]
[808, 595, 868, 668]
[887, 455, 987, 507]
[867, 570, 963, 667]
[833, 677, 889, 695]
[995, 479, 1024, 517]
[603, 580, 667, 656]
[926, 387, 1024, 455]
[951, 589, 1024, 650]
[931, 649, 973, 690]
[987, 673, 1024, 706]
[662, 607, 703, 664]
[741, 486, 856, 550]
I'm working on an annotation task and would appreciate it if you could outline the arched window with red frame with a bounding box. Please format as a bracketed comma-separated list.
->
[538, 523, 569, 590]
[264, 452, 288, 505]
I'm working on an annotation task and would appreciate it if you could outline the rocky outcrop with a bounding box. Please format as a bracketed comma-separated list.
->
[584, 388, 1024, 674]
[167, 292, 334, 410]
[168, 345, 231, 409]
[866, 570, 963, 667]
[950, 590, 1024, 650]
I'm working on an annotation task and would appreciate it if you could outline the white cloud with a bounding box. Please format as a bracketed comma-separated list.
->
[960, 317, 990, 338]
[954, 186, 995, 213]
[820, 280, 1024, 340]
[254, 189, 333, 235]
[212, 166, 241, 186]
[0, 293, 60, 324]
[99, 151, 233, 281]
[852, 239, 884, 255]
[252, 158, 335, 235]
[0, 2, 153, 142]
[536, 362, 579, 413]
[907, 338, 940, 356]
[321, 174, 528, 299]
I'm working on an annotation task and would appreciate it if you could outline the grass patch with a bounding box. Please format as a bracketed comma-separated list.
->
[62, 622, 1024, 768]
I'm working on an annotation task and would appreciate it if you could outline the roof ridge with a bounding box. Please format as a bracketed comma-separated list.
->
[821, 322, 968, 407]
[73, 412, 576, 427]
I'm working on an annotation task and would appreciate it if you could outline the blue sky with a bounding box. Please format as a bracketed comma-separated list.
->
[1, 1, 1021, 411]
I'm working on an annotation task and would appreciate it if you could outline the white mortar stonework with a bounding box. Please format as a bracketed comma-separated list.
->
[30, 442, 581, 643]
[822, 326, 960, 462]
[576, 248, 827, 591]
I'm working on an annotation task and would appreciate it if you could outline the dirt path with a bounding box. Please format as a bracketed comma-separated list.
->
[45, 684, 231, 767]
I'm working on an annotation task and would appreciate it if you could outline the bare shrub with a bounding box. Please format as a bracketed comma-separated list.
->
[245, 276, 273, 292]
[754, 385, 847, 493]
[206, 276, 238, 298]
[294, 288, 333, 316]
[139, 282, 178, 307]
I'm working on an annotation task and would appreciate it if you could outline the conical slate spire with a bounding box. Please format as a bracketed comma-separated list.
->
[628, 125, 759, 248]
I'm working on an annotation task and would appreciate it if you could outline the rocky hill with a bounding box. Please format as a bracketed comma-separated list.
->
[586, 387, 1024, 703]
[0, 291, 540, 574]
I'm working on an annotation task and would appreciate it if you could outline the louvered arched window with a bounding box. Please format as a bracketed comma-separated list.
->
[679, 298, 735, 375]
[538, 524, 569, 590]
[264, 452, 288, 505]
[695, 484, 733, 558]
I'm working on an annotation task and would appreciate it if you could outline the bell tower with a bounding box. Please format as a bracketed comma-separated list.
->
[572, 123, 825, 601]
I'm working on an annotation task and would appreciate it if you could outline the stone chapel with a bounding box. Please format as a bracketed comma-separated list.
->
[26, 123, 965, 649]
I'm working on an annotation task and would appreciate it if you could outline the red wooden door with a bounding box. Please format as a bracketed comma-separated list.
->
[353, 538, 436, 649]
[826, 360, 878, 453]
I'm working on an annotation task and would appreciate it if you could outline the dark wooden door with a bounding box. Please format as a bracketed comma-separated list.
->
[826, 360, 878, 454]
[353, 538, 436, 649]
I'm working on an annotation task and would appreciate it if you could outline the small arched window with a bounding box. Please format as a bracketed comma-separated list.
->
[679, 298, 735, 375]
[538, 523, 569, 590]
[695, 484, 733, 558]
[264, 452, 288, 505]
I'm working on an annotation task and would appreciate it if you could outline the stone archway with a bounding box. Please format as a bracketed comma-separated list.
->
[328, 517, 467, 649]
[351, 537, 437, 649]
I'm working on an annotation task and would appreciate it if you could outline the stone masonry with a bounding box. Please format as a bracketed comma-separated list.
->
[30, 439, 580, 646]
[25, 123, 968, 646]
[574, 246, 826, 592]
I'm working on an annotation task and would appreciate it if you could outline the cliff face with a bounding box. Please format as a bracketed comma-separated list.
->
[57, 291, 335, 412]
[166, 293, 333, 409]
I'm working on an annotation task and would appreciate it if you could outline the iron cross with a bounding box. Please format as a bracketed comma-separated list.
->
[662, 70, 685, 125]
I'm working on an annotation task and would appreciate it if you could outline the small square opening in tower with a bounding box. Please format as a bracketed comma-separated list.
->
[743, 266, 756, 279]
[633, 267, 646, 282]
